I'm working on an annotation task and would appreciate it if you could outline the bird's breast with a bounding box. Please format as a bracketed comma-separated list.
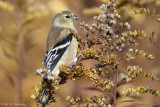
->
[60, 37, 78, 65]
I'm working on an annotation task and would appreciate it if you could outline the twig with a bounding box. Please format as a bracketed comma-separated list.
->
[113, 66, 118, 107]
[17, 13, 24, 107]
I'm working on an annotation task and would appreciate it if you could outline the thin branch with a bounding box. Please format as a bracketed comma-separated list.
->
[113, 66, 118, 107]
[0, 36, 17, 45]
[117, 79, 126, 87]
[2, 47, 19, 63]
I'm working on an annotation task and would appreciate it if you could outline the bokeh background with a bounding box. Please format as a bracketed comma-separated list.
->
[0, 0, 160, 107]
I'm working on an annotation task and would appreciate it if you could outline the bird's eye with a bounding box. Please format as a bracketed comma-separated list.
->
[65, 16, 70, 18]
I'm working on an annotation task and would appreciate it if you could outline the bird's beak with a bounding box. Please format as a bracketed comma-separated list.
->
[73, 15, 79, 20]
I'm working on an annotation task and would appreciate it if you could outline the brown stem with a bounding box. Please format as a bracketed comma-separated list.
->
[18, 38, 24, 106]
[117, 79, 126, 87]
[17, 13, 24, 106]
[113, 66, 118, 107]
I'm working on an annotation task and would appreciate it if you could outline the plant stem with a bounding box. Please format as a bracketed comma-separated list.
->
[113, 67, 118, 107]
[17, 13, 24, 106]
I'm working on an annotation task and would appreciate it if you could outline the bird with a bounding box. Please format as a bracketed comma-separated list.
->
[40, 11, 79, 106]
[44, 11, 79, 79]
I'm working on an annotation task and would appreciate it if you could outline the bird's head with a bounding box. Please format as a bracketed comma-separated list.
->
[52, 11, 79, 29]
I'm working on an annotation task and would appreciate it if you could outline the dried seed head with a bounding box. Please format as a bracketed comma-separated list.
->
[129, 48, 133, 52]
[93, 16, 98, 20]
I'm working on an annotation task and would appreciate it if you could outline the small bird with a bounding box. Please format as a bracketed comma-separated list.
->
[44, 11, 79, 79]
[40, 11, 79, 106]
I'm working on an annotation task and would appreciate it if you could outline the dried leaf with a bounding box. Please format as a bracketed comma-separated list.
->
[25, 43, 38, 51]
[119, 100, 135, 103]
[2, 47, 19, 63]
[0, 63, 16, 86]
[0, 36, 16, 45]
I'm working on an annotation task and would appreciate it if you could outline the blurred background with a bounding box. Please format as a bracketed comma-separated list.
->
[0, 0, 160, 107]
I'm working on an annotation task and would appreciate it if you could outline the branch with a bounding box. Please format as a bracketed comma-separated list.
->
[2, 47, 19, 63]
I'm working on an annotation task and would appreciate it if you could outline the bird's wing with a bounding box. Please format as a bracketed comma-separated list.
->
[44, 33, 73, 71]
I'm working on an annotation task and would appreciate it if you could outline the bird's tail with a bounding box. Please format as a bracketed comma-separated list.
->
[40, 89, 48, 107]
